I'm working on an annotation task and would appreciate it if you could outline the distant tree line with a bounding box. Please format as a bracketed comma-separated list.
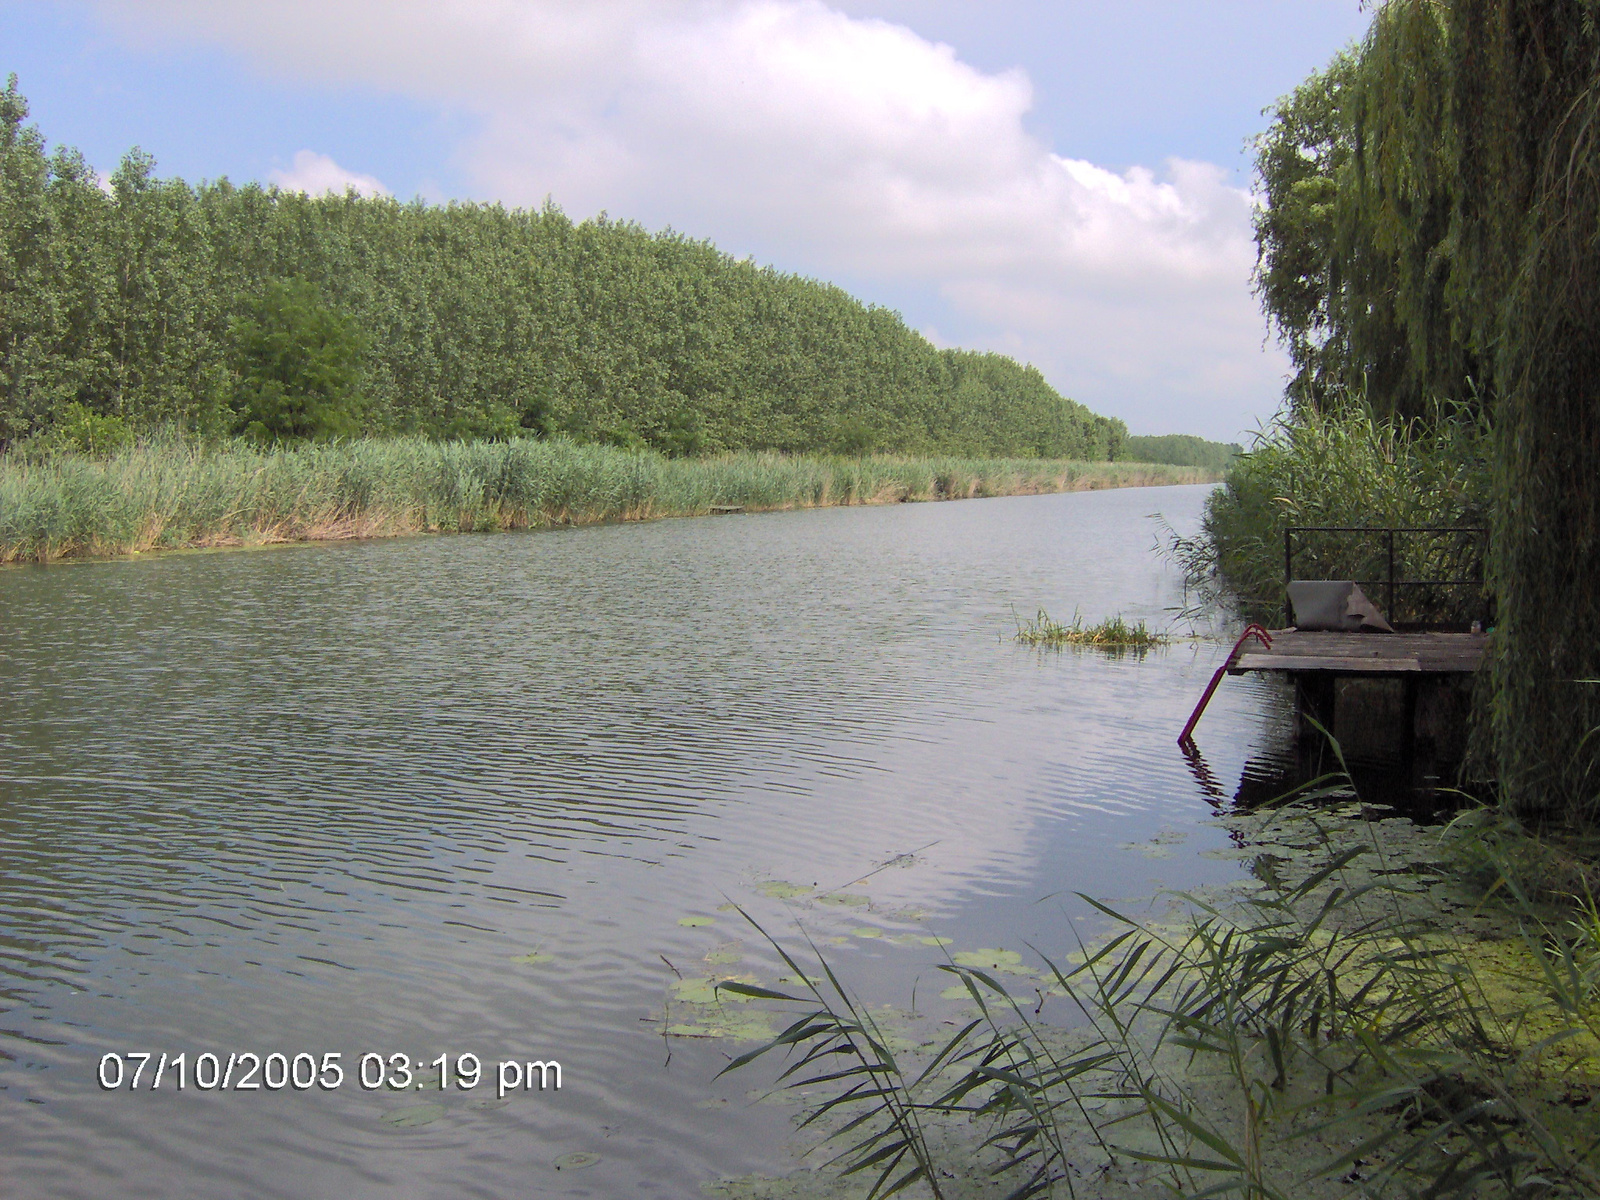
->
[1119, 434, 1238, 473]
[0, 78, 1132, 460]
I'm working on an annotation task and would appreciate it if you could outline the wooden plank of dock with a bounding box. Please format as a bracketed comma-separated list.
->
[1227, 629, 1487, 676]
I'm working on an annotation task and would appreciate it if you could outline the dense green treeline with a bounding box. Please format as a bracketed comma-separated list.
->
[0, 78, 1126, 460]
[1206, 0, 1600, 822]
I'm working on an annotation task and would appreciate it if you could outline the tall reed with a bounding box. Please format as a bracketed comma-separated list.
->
[0, 437, 1212, 564]
[1172, 405, 1491, 622]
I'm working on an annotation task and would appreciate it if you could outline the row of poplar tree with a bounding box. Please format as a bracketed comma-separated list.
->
[1252, 1, 1600, 819]
[0, 78, 1126, 460]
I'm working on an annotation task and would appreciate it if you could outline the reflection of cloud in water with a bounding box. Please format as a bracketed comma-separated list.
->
[0, 483, 1295, 1197]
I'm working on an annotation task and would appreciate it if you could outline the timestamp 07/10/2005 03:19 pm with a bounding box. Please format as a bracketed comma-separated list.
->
[96, 1051, 563, 1100]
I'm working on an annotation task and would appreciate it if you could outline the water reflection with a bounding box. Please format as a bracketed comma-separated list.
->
[0, 485, 1291, 1198]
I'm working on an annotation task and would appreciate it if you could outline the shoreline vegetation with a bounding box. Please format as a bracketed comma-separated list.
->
[0, 437, 1214, 565]
[1191, 1, 1600, 825]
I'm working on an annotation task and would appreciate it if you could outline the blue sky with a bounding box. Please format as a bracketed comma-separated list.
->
[1, 2, 1370, 441]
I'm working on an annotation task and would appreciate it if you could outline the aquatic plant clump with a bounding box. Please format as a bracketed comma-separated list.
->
[1012, 608, 1167, 650]
[0, 437, 1212, 564]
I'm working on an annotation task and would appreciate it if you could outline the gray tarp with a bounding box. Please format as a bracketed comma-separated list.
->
[1287, 580, 1396, 633]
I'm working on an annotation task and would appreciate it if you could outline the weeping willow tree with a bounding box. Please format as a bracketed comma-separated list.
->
[1251, 0, 1600, 820]
[1252, 4, 1478, 423]
[1454, 0, 1600, 818]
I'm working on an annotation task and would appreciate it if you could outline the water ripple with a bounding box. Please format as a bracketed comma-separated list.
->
[0, 485, 1286, 1198]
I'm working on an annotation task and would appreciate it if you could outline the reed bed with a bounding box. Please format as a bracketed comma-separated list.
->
[0, 438, 1211, 564]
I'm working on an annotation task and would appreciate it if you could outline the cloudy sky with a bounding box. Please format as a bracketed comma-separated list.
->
[1, 2, 1369, 441]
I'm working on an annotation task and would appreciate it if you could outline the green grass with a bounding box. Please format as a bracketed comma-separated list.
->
[0, 437, 1215, 564]
[1012, 608, 1168, 651]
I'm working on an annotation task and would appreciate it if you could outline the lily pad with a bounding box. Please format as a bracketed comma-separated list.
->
[851, 928, 883, 939]
[951, 948, 1034, 975]
[554, 1152, 601, 1170]
[1118, 841, 1175, 859]
[381, 1103, 446, 1128]
[817, 892, 870, 907]
[705, 948, 742, 965]
[678, 916, 715, 927]
[755, 880, 814, 899]
[510, 952, 553, 965]
[671, 978, 722, 1005]
[940, 984, 973, 1000]
[665, 1010, 778, 1042]
[919, 935, 953, 947]
[673, 976, 756, 1004]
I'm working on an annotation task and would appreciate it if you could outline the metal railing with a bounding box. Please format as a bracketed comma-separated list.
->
[1284, 526, 1489, 628]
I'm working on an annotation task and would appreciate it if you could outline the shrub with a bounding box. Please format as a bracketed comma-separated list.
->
[228, 280, 366, 442]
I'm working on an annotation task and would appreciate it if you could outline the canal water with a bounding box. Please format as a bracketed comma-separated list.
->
[0, 484, 1292, 1199]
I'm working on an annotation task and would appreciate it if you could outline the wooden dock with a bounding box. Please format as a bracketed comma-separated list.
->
[1220, 628, 1486, 765]
[1228, 629, 1487, 677]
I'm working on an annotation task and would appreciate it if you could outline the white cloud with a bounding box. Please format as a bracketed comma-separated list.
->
[95, 0, 1283, 439]
[268, 149, 389, 197]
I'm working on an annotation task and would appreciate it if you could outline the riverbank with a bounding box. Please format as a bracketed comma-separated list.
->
[0, 437, 1213, 564]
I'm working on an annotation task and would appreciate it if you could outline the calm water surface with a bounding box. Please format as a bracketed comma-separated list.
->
[0, 484, 1291, 1198]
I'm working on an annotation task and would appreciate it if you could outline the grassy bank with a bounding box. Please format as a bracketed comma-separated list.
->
[0, 437, 1213, 564]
